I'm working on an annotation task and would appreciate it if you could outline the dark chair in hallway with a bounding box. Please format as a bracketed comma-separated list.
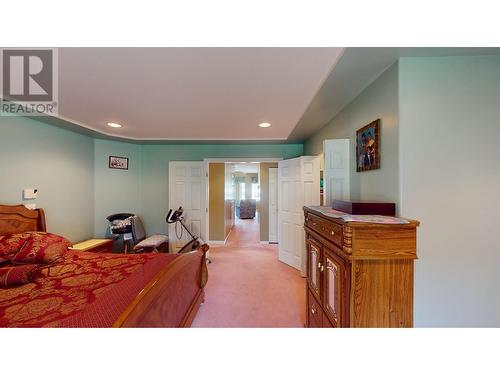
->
[238, 199, 256, 219]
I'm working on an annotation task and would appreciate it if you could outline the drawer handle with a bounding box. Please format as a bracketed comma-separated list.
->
[311, 307, 317, 315]
[320, 265, 324, 272]
[331, 231, 335, 236]
[317, 262, 322, 270]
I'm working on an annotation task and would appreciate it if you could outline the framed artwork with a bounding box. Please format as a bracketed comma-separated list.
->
[109, 156, 129, 170]
[356, 119, 380, 172]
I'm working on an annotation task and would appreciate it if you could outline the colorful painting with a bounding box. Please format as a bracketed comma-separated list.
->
[109, 156, 129, 170]
[356, 119, 380, 172]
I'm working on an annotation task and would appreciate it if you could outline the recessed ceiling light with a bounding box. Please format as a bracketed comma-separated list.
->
[258, 122, 271, 128]
[107, 122, 122, 128]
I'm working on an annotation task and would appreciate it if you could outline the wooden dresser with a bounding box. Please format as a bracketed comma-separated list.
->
[304, 206, 419, 328]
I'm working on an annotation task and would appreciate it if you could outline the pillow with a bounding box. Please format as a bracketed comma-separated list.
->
[0, 264, 41, 287]
[11, 232, 72, 265]
[110, 217, 132, 231]
[0, 233, 31, 263]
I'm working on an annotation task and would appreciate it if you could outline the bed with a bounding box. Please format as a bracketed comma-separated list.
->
[0, 204, 208, 328]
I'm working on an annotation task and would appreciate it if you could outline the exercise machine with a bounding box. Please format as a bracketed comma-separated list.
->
[166, 206, 204, 254]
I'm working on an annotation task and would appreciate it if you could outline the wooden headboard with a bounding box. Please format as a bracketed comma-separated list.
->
[0, 204, 46, 235]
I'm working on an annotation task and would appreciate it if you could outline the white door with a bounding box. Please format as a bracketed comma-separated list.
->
[168, 161, 207, 253]
[278, 156, 320, 275]
[323, 139, 350, 206]
[268, 168, 278, 243]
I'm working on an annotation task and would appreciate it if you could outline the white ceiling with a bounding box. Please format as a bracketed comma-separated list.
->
[288, 47, 500, 141]
[57, 48, 343, 141]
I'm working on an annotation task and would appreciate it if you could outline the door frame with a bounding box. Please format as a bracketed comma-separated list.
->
[268, 167, 278, 244]
[204, 157, 282, 245]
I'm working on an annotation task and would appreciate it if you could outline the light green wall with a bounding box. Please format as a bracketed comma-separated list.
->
[399, 55, 500, 327]
[2, 117, 302, 241]
[0, 117, 94, 242]
[94, 139, 143, 237]
[304, 62, 400, 209]
[304, 55, 500, 327]
[140, 143, 303, 235]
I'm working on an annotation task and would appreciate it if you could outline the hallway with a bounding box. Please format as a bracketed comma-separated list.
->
[192, 217, 306, 327]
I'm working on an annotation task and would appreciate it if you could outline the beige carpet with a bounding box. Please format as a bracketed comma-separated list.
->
[192, 217, 306, 328]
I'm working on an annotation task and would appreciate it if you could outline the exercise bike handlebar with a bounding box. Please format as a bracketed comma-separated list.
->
[166, 206, 184, 224]
[165, 206, 207, 255]
[166, 209, 173, 223]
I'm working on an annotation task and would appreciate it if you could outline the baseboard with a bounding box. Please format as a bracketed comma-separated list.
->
[224, 228, 233, 243]
[208, 240, 226, 245]
[208, 230, 232, 246]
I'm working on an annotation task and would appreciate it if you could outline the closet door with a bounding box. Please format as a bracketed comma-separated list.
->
[278, 156, 320, 275]
[277, 157, 303, 270]
[168, 161, 207, 252]
[323, 139, 350, 206]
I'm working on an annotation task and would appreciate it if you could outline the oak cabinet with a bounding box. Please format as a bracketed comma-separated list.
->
[304, 206, 419, 328]
[306, 236, 322, 302]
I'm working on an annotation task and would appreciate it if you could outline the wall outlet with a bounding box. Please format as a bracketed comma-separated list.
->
[23, 188, 38, 200]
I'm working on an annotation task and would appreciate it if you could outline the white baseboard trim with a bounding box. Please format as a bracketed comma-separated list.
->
[208, 240, 226, 245]
[224, 228, 233, 242]
[208, 228, 233, 246]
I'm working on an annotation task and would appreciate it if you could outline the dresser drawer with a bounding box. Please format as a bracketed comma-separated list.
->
[307, 289, 323, 328]
[306, 213, 343, 248]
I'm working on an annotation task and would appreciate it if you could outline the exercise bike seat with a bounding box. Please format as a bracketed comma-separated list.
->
[134, 234, 169, 252]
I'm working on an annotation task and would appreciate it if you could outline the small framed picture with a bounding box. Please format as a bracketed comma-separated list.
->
[109, 156, 129, 170]
[356, 119, 380, 172]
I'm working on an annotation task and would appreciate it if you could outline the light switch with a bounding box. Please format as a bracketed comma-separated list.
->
[23, 188, 38, 200]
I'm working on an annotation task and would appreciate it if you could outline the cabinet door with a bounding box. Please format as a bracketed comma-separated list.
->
[307, 290, 323, 328]
[323, 248, 345, 327]
[306, 236, 322, 302]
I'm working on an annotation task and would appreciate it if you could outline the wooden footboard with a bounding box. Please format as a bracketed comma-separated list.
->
[113, 244, 209, 328]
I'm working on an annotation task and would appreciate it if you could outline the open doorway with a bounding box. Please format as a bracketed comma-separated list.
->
[205, 159, 280, 247]
[230, 162, 260, 245]
[207, 161, 260, 246]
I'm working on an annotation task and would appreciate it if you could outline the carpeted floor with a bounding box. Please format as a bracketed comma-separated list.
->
[192, 217, 306, 328]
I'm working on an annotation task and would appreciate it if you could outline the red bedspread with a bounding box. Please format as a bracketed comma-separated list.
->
[0, 250, 178, 327]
